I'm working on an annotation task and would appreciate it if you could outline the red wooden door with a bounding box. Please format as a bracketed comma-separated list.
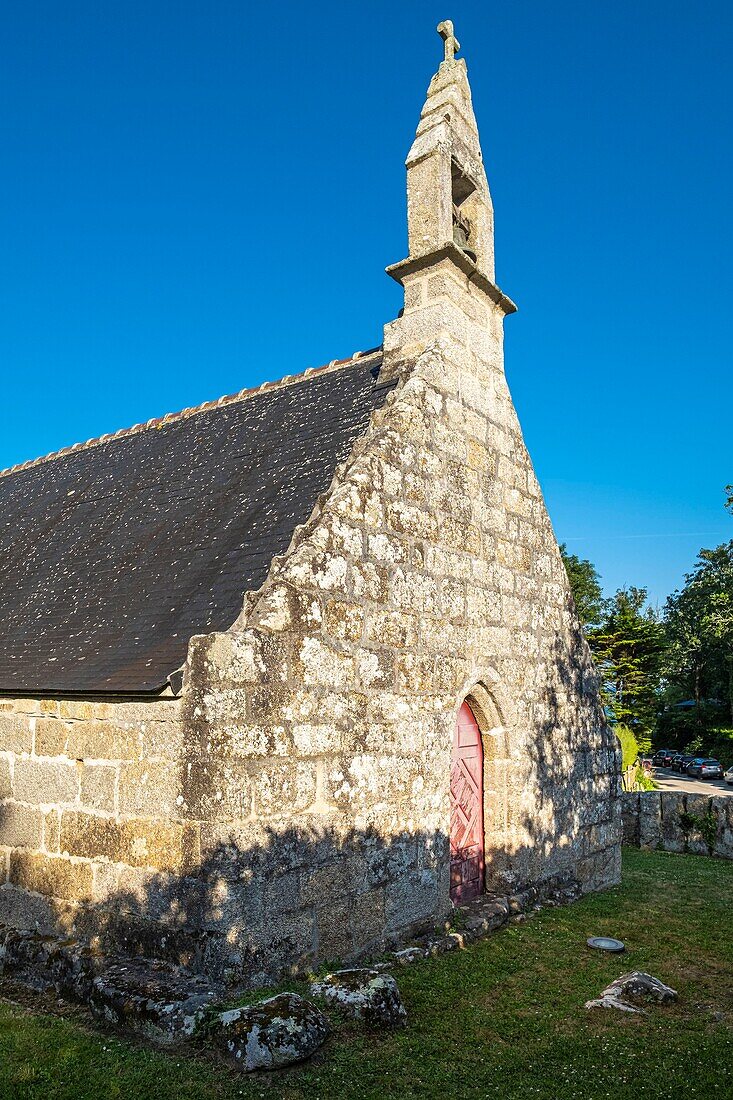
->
[450, 701, 485, 903]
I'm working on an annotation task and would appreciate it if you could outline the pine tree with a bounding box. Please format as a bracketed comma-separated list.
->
[588, 588, 666, 737]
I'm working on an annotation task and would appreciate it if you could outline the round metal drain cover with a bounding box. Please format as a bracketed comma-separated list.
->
[587, 936, 625, 953]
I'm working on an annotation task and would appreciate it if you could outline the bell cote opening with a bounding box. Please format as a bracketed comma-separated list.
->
[451, 159, 478, 265]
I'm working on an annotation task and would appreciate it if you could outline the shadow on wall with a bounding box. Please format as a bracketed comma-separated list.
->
[0, 791, 619, 989]
[0, 816, 612, 990]
[476, 623, 622, 897]
[0, 820, 455, 985]
[0, 624, 622, 986]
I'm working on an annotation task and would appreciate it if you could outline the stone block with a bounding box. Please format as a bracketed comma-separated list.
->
[80, 766, 117, 813]
[213, 719, 290, 759]
[13, 758, 79, 806]
[9, 850, 93, 902]
[126, 818, 199, 875]
[141, 720, 184, 760]
[684, 794, 712, 856]
[127, 701, 181, 723]
[432, 656, 467, 694]
[638, 792, 662, 849]
[0, 803, 44, 849]
[264, 869, 301, 914]
[716, 825, 733, 860]
[182, 760, 252, 820]
[438, 577, 466, 621]
[252, 762, 317, 817]
[91, 861, 118, 902]
[684, 793, 710, 819]
[210, 993, 328, 1071]
[659, 791, 686, 853]
[6, 699, 57, 717]
[59, 812, 124, 864]
[581, 844, 622, 891]
[350, 888, 386, 944]
[385, 501, 437, 541]
[384, 870, 438, 933]
[66, 722, 140, 761]
[300, 861, 352, 906]
[118, 761, 179, 817]
[296, 638, 355, 690]
[86, 956, 220, 1046]
[390, 569, 438, 614]
[710, 798, 733, 859]
[292, 724, 342, 755]
[43, 809, 61, 852]
[364, 609, 418, 648]
[356, 649, 394, 690]
[0, 882, 61, 934]
[620, 791, 639, 845]
[315, 899, 353, 962]
[324, 601, 366, 642]
[0, 755, 12, 801]
[59, 811, 199, 873]
[34, 718, 69, 756]
[254, 906, 317, 970]
[366, 532, 410, 565]
[310, 968, 406, 1028]
[58, 700, 113, 721]
[395, 652, 434, 694]
[439, 516, 481, 554]
[589, 820, 618, 852]
[0, 714, 32, 754]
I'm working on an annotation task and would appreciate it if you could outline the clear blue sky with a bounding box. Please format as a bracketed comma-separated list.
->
[1, 1, 730, 607]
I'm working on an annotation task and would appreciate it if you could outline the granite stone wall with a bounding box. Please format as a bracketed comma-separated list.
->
[0, 696, 188, 946]
[169, 263, 621, 982]
[621, 790, 733, 859]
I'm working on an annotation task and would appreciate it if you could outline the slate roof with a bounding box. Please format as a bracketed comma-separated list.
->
[0, 350, 391, 695]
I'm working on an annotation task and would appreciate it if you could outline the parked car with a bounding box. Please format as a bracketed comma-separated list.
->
[653, 749, 675, 768]
[687, 758, 724, 780]
[673, 753, 695, 773]
[685, 757, 707, 776]
[725, 766, 733, 786]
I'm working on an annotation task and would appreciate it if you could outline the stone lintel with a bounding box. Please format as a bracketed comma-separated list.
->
[386, 243, 517, 316]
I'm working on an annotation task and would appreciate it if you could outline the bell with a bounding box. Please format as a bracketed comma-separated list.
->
[452, 208, 477, 264]
[453, 222, 469, 250]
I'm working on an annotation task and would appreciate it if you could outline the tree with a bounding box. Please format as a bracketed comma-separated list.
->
[616, 724, 640, 771]
[559, 544, 604, 628]
[588, 587, 666, 737]
[615, 723, 656, 790]
[664, 540, 733, 724]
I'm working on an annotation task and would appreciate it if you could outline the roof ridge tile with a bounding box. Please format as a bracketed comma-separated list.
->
[0, 347, 382, 481]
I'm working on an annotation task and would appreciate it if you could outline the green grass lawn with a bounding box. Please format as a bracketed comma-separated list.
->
[0, 847, 731, 1100]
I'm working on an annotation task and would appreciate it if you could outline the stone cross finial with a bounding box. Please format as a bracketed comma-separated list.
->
[437, 20, 460, 63]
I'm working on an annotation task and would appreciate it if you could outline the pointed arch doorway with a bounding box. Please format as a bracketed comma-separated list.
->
[449, 701, 485, 903]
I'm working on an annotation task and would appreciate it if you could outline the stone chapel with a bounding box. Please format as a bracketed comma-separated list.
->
[0, 23, 621, 984]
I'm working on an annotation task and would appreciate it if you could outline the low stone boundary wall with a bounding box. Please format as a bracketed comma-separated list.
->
[621, 791, 733, 859]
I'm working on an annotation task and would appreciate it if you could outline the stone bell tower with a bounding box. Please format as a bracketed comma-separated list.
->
[384, 20, 515, 377]
[403, 20, 496, 279]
